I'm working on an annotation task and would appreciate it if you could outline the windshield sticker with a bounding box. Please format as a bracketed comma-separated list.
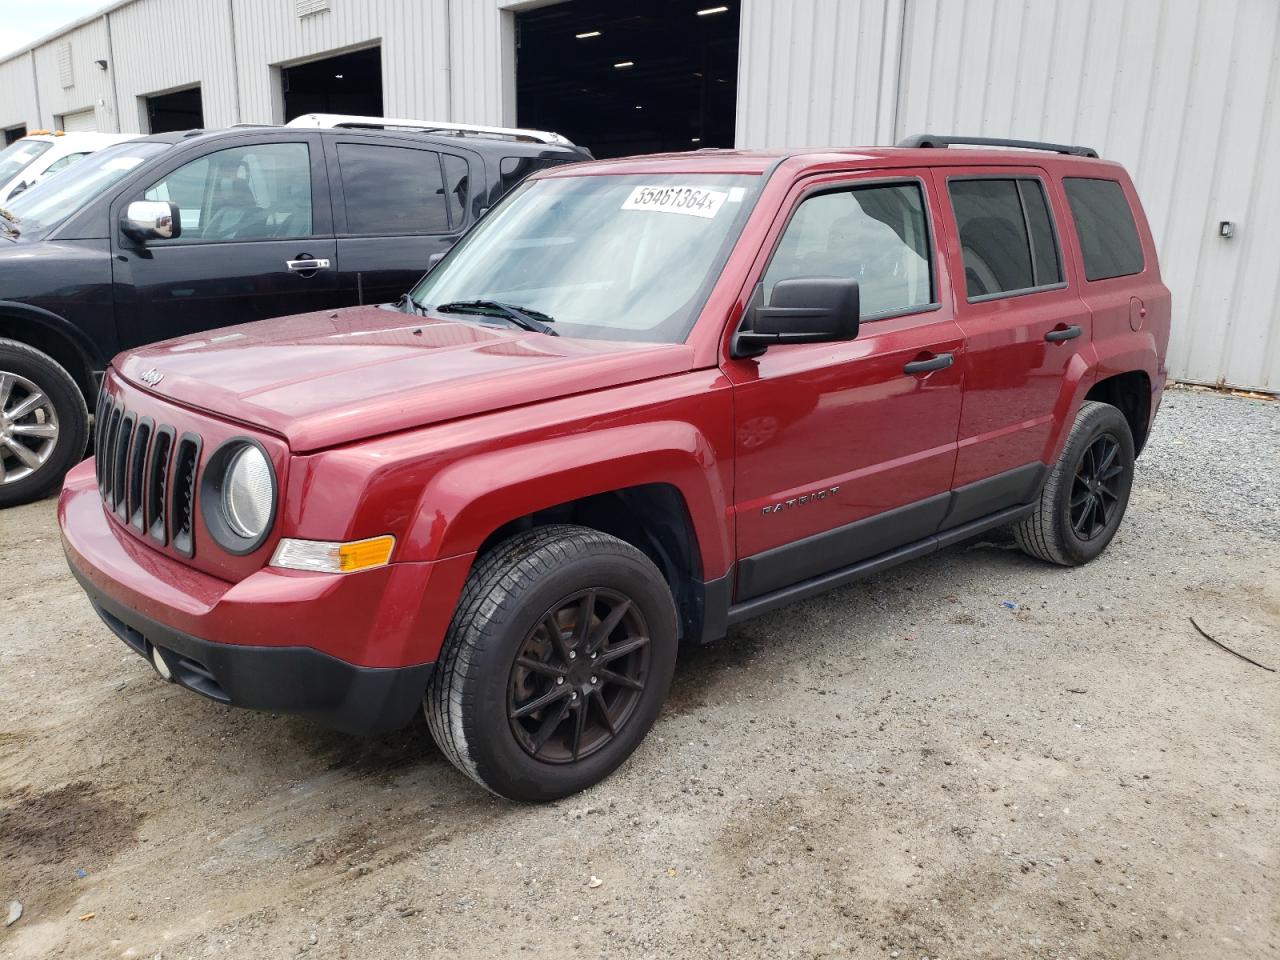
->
[622, 185, 728, 219]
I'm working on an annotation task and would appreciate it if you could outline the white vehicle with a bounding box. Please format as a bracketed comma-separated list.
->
[0, 131, 139, 204]
[284, 113, 575, 146]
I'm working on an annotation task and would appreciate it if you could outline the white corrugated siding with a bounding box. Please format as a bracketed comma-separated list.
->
[736, 0, 1280, 391]
[736, 0, 904, 148]
[108, 0, 239, 131]
[0, 54, 40, 131]
[30, 17, 113, 133]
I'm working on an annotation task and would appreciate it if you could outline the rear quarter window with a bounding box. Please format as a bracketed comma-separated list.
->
[1063, 177, 1144, 281]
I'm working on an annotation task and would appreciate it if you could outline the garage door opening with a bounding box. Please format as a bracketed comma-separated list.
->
[4, 126, 26, 145]
[59, 109, 98, 133]
[516, 0, 740, 158]
[282, 46, 383, 122]
[146, 87, 204, 133]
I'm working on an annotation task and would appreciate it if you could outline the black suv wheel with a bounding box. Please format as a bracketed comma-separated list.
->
[1014, 400, 1135, 566]
[425, 524, 678, 802]
[0, 338, 89, 508]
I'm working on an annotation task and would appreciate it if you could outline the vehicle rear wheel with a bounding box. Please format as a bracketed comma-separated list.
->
[0, 338, 89, 508]
[1013, 400, 1135, 566]
[425, 524, 678, 802]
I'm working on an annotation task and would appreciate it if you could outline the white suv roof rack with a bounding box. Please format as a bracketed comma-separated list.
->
[285, 113, 574, 147]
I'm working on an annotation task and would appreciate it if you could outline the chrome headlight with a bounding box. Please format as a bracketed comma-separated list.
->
[201, 439, 276, 553]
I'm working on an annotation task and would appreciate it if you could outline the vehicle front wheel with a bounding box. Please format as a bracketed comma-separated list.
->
[1013, 400, 1135, 566]
[425, 524, 678, 802]
[0, 338, 89, 508]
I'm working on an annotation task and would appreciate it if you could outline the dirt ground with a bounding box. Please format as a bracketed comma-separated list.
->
[1, 385, 1276, 960]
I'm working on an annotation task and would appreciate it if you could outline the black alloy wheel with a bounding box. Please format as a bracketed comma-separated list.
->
[507, 588, 650, 763]
[1070, 433, 1124, 540]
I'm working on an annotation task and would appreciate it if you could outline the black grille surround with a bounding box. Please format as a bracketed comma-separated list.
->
[94, 391, 203, 557]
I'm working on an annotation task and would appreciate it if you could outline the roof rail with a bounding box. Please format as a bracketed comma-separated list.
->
[896, 134, 1099, 159]
[284, 113, 575, 147]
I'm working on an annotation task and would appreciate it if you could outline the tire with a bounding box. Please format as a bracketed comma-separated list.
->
[425, 524, 678, 802]
[0, 338, 89, 508]
[1013, 400, 1135, 566]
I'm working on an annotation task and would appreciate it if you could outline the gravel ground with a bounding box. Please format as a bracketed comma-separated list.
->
[1, 385, 1276, 960]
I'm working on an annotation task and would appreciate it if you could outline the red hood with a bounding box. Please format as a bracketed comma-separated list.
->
[115, 306, 696, 451]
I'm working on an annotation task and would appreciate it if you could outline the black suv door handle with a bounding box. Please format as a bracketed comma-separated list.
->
[903, 352, 953, 376]
[1045, 324, 1083, 342]
[286, 258, 331, 273]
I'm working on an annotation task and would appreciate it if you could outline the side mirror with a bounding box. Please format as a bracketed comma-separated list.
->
[732, 277, 860, 358]
[8, 181, 28, 199]
[122, 200, 181, 244]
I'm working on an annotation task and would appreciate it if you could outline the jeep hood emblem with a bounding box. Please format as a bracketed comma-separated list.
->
[138, 367, 164, 387]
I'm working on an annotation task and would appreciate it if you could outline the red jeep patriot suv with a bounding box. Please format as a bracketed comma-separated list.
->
[60, 135, 1170, 801]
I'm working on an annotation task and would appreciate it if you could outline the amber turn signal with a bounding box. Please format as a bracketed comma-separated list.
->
[270, 535, 395, 574]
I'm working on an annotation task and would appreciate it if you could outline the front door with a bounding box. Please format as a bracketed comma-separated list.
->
[111, 135, 338, 349]
[724, 172, 966, 602]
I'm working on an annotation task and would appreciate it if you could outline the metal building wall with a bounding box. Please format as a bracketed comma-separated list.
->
[736, 0, 1280, 392]
[735, 0, 903, 148]
[228, 0, 451, 124]
[108, 0, 239, 131]
[0, 54, 40, 131]
[27, 17, 114, 131]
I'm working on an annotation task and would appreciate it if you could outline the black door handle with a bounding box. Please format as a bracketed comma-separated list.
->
[1045, 324, 1083, 342]
[903, 352, 954, 375]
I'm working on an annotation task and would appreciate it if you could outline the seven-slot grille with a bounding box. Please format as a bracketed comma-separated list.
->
[94, 387, 202, 557]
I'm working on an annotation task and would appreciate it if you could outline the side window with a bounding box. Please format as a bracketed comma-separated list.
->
[1063, 177, 1144, 281]
[42, 152, 89, 176]
[948, 178, 1061, 299]
[442, 154, 468, 229]
[762, 182, 933, 318]
[143, 142, 312, 242]
[337, 143, 449, 236]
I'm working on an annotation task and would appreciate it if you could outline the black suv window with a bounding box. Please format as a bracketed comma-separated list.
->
[949, 178, 1062, 299]
[1063, 177, 1144, 281]
[143, 142, 313, 242]
[337, 143, 449, 236]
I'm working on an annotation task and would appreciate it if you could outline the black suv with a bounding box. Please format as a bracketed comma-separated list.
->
[0, 125, 589, 506]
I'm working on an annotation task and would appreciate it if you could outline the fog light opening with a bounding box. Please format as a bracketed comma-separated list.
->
[150, 644, 174, 681]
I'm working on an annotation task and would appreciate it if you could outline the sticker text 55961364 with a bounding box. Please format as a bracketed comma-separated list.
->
[621, 185, 729, 219]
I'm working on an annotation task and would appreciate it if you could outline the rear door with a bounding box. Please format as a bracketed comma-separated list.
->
[934, 168, 1091, 506]
[325, 136, 477, 306]
[111, 133, 337, 349]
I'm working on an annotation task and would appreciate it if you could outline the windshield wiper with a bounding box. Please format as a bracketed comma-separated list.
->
[435, 300, 558, 336]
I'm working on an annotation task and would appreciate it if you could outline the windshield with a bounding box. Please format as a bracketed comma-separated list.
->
[411, 173, 760, 343]
[5, 140, 171, 235]
[0, 140, 52, 185]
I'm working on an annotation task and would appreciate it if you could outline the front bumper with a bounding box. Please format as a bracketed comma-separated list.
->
[76, 568, 433, 734]
[59, 461, 473, 734]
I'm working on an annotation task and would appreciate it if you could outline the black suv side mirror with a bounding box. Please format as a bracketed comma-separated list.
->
[732, 277, 860, 358]
[121, 200, 182, 244]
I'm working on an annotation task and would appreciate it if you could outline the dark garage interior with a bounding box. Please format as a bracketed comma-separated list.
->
[146, 86, 204, 133]
[283, 46, 384, 122]
[516, 0, 740, 158]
